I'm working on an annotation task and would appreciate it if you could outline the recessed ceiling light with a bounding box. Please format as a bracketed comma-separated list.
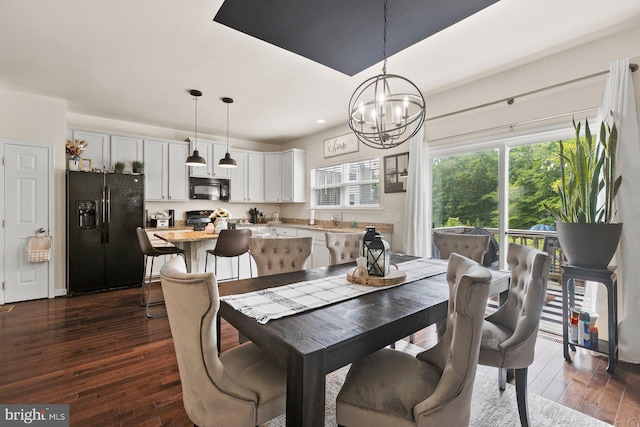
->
[316, 119, 326, 124]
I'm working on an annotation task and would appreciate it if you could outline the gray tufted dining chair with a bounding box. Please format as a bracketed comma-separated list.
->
[160, 255, 287, 427]
[249, 236, 313, 276]
[478, 243, 551, 427]
[433, 230, 490, 265]
[336, 253, 492, 427]
[325, 232, 362, 265]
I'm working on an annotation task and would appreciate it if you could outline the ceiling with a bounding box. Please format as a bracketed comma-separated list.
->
[1, 0, 639, 145]
[213, 0, 498, 76]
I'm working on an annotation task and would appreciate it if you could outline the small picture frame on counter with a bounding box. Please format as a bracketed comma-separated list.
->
[81, 158, 92, 172]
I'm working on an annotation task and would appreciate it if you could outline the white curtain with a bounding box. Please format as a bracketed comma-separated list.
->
[402, 125, 431, 258]
[588, 58, 640, 363]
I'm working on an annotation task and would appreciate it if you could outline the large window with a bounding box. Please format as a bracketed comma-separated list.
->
[430, 126, 578, 267]
[311, 158, 380, 208]
[432, 149, 499, 228]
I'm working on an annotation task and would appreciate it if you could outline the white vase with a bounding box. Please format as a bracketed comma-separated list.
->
[215, 218, 228, 234]
[68, 157, 80, 171]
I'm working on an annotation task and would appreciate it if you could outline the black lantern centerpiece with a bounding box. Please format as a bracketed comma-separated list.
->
[362, 226, 378, 257]
[367, 235, 390, 276]
[361, 225, 390, 277]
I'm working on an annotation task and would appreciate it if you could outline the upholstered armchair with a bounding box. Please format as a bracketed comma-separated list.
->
[433, 230, 490, 265]
[325, 232, 362, 265]
[478, 243, 551, 427]
[160, 256, 287, 427]
[336, 253, 492, 427]
[249, 236, 313, 276]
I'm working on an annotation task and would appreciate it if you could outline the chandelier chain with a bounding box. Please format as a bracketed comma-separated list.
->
[382, 0, 388, 75]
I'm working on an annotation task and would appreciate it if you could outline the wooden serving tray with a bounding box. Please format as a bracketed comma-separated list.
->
[347, 265, 406, 287]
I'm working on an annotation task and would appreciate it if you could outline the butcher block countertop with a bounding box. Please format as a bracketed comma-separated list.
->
[153, 230, 219, 243]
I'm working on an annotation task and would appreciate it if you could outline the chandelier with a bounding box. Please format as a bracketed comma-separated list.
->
[348, 0, 425, 149]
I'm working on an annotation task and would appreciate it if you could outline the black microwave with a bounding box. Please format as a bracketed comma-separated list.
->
[190, 177, 230, 201]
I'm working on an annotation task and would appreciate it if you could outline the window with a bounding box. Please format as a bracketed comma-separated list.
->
[430, 125, 578, 268]
[432, 148, 499, 228]
[311, 158, 380, 208]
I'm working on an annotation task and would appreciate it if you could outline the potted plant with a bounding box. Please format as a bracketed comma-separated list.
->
[131, 160, 143, 174]
[114, 162, 125, 174]
[544, 115, 622, 269]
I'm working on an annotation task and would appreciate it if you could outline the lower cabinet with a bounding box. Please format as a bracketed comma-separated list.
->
[283, 228, 330, 269]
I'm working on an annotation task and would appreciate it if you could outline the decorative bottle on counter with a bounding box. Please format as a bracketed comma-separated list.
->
[205, 223, 215, 234]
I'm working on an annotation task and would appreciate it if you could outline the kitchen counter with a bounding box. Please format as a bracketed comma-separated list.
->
[153, 229, 219, 243]
[235, 219, 394, 234]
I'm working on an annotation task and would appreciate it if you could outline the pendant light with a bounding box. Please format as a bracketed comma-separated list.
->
[185, 89, 207, 167]
[218, 97, 237, 168]
[347, 0, 425, 149]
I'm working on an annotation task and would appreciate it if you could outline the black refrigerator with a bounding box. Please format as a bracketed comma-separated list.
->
[66, 171, 145, 294]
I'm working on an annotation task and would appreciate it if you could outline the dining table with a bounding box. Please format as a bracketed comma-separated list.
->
[217, 254, 510, 427]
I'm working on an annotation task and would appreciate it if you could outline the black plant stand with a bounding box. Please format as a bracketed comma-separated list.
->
[561, 263, 618, 373]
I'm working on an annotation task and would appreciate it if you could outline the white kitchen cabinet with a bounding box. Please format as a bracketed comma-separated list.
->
[264, 153, 281, 202]
[229, 150, 247, 202]
[247, 151, 264, 202]
[188, 138, 230, 179]
[71, 130, 110, 170]
[281, 148, 306, 202]
[297, 229, 330, 269]
[230, 150, 265, 203]
[111, 134, 143, 169]
[263, 149, 306, 203]
[144, 138, 189, 201]
[167, 142, 190, 200]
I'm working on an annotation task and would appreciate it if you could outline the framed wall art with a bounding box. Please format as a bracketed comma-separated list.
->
[384, 152, 409, 193]
[323, 133, 359, 158]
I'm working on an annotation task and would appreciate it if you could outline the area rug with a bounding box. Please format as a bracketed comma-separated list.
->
[263, 341, 611, 427]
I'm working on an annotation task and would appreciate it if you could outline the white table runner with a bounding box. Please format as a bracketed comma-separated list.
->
[221, 258, 449, 324]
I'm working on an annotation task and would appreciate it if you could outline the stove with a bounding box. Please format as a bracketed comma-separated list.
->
[186, 210, 213, 231]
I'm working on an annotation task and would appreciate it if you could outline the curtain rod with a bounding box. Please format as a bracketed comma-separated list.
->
[428, 107, 599, 143]
[428, 63, 638, 122]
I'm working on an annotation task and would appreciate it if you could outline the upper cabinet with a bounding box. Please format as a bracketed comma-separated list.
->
[264, 153, 282, 202]
[111, 135, 143, 169]
[70, 130, 110, 170]
[229, 149, 264, 203]
[69, 130, 143, 172]
[264, 149, 306, 203]
[187, 138, 230, 179]
[143, 138, 189, 201]
[281, 149, 306, 203]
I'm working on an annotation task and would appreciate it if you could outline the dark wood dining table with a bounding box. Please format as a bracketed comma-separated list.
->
[217, 255, 510, 427]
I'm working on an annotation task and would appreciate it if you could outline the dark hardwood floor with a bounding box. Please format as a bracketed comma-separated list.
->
[1, 285, 639, 426]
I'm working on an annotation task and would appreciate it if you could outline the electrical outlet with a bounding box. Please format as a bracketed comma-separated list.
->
[332, 212, 343, 222]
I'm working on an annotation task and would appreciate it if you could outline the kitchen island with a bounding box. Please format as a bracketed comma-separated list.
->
[153, 230, 219, 273]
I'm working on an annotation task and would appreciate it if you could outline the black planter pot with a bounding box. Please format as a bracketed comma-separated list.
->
[556, 222, 623, 269]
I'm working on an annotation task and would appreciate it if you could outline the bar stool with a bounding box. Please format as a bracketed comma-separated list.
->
[135, 227, 186, 318]
[205, 229, 252, 281]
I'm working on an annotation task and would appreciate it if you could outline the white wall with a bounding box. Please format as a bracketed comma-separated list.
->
[283, 25, 640, 252]
[0, 88, 68, 294]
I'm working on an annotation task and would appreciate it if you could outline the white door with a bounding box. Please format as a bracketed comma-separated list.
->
[3, 143, 51, 303]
